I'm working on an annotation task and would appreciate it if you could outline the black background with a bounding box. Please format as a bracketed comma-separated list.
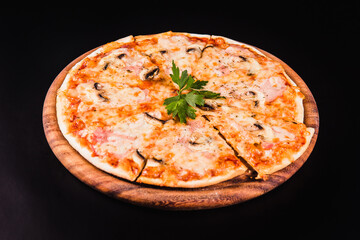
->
[0, 2, 359, 239]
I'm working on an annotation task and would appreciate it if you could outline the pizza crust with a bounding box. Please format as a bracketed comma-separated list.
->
[137, 163, 246, 188]
[210, 35, 267, 57]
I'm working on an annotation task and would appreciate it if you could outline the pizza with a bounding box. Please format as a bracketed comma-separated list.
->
[56, 31, 314, 188]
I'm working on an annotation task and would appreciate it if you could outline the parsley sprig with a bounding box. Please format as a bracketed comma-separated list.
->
[163, 61, 225, 123]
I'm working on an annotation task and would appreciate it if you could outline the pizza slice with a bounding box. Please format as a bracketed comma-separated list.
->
[68, 35, 176, 93]
[134, 31, 210, 85]
[59, 37, 179, 124]
[201, 106, 314, 179]
[56, 110, 165, 181]
[194, 35, 304, 122]
[136, 116, 248, 188]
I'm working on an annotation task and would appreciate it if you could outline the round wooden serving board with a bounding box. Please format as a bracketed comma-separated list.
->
[43, 45, 319, 210]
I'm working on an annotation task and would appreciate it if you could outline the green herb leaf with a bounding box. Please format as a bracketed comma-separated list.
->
[194, 90, 225, 99]
[163, 61, 225, 123]
[179, 69, 189, 90]
[185, 91, 204, 107]
[163, 95, 181, 106]
[170, 60, 180, 86]
[191, 80, 208, 89]
[185, 105, 197, 120]
[181, 75, 195, 91]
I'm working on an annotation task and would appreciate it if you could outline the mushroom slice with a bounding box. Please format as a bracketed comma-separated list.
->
[198, 99, 222, 111]
[140, 66, 160, 80]
[117, 53, 126, 59]
[98, 93, 109, 102]
[93, 82, 103, 90]
[186, 46, 201, 53]
[144, 112, 167, 124]
[186, 45, 203, 58]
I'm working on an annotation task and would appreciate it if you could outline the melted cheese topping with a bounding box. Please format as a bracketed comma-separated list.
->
[140, 118, 240, 176]
[135, 32, 208, 83]
[195, 38, 303, 121]
[202, 104, 311, 178]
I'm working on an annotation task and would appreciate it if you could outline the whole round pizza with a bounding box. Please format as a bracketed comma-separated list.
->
[56, 31, 314, 188]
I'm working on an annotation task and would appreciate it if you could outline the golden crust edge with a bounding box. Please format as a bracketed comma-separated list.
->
[136, 165, 247, 188]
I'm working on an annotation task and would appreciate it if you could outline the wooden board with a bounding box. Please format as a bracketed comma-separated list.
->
[43, 46, 319, 210]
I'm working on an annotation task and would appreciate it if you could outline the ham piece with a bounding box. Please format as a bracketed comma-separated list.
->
[258, 77, 286, 102]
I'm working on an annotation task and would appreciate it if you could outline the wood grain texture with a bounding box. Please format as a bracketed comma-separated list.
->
[43, 46, 319, 210]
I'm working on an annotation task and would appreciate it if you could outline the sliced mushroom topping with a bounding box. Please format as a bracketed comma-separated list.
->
[98, 93, 109, 102]
[136, 149, 146, 160]
[198, 103, 215, 111]
[202, 45, 214, 52]
[200, 99, 222, 110]
[153, 158, 164, 164]
[245, 91, 256, 96]
[146, 67, 159, 79]
[94, 82, 103, 90]
[241, 90, 263, 109]
[189, 141, 201, 145]
[117, 53, 126, 59]
[247, 71, 255, 76]
[103, 62, 110, 70]
[245, 122, 264, 131]
[253, 123, 264, 130]
[202, 115, 210, 122]
[140, 66, 160, 80]
[188, 134, 213, 151]
[239, 55, 247, 61]
[200, 45, 214, 58]
[144, 112, 167, 124]
[186, 47, 201, 53]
